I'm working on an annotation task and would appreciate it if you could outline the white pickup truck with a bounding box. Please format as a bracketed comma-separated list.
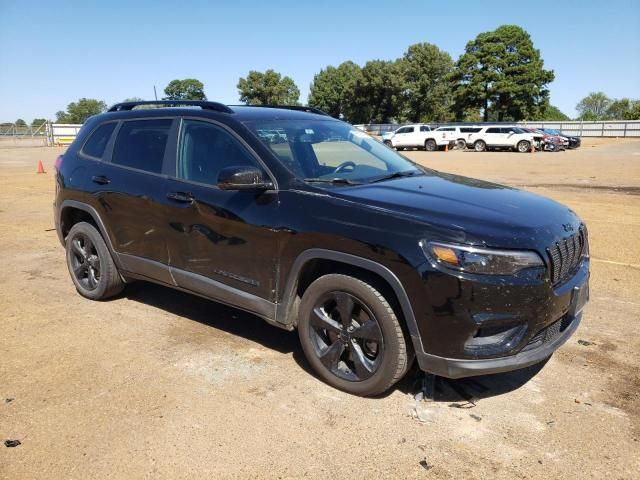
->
[382, 124, 432, 150]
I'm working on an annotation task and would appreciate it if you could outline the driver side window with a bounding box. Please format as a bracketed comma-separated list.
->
[178, 120, 262, 185]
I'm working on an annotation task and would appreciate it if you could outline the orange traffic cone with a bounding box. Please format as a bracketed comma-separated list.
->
[444, 143, 449, 153]
[531, 143, 535, 154]
[37, 160, 46, 174]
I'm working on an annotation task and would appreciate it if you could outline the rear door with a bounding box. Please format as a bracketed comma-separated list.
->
[91, 117, 177, 281]
[484, 127, 503, 146]
[416, 125, 431, 146]
[165, 118, 280, 301]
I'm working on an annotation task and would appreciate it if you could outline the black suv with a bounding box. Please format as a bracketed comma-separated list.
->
[54, 100, 590, 396]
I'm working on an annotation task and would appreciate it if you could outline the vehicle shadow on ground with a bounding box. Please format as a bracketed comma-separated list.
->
[124, 281, 302, 356]
[124, 281, 548, 403]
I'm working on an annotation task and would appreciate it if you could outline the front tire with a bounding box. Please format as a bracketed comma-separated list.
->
[517, 140, 531, 153]
[474, 140, 486, 152]
[297, 274, 410, 396]
[65, 222, 123, 300]
[383, 140, 392, 148]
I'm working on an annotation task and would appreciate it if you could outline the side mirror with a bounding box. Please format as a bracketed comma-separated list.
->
[217, 166, 273, 191]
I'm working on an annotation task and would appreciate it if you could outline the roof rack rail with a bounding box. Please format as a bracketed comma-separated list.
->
[230, 104, 330, 116]
[107, 100, 233, 114]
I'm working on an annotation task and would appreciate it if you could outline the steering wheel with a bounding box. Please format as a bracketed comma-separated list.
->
[333, 161, 356, 174]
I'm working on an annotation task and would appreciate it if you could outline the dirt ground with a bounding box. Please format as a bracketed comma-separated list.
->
[1, 138, 639, 479]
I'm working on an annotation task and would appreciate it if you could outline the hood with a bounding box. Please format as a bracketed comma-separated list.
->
[327, 171, 581, 248]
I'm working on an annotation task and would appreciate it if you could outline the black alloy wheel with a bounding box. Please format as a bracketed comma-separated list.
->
[65, 222, 123, 300]
[69, 233, 101, 290]
[308, 291, 384, 382]
[298, 274, 410, 396]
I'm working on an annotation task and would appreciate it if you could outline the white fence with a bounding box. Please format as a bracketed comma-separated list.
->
[46, 123, 83, 146]
[519, 121, 640, 137]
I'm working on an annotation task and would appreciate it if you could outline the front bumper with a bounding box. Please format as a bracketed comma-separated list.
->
[417, 311, 581, 378]
[411, 253, 589, 378]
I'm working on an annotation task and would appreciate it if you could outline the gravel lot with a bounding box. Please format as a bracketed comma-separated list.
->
[1, 139, 639, 479]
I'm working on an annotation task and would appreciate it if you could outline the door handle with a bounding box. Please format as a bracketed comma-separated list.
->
[92, 175, 110, 185]
[167, 191, 194, 203]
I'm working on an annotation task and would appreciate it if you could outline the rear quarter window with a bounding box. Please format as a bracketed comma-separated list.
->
[82, 122, 117, 159]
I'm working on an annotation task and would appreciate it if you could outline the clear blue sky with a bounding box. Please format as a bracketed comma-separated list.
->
[1, 0, 638, 121]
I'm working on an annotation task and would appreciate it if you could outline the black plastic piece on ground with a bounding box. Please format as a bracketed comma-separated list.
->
[421, 372, 437, 400]
[5, 439, 21, 448]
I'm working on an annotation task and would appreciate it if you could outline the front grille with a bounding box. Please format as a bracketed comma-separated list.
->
[548, 227, 586, 285]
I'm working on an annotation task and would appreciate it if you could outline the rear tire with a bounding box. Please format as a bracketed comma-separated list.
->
[65, 222, 123, 300]
[424, 139, 437, 152]
[456, 139, 466, 150]
[474, 140, 486, 152]
[297, 274, 410, 396]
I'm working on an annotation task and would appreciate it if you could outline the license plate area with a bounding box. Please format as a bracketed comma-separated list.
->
[568, 282, 589, 317]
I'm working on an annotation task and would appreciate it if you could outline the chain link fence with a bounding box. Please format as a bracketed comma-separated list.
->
[0, 121, 48, 137]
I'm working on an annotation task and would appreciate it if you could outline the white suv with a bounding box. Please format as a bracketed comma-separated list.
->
[385, 124, 432, 150]
[467, 126, 542, 153]
[423, 126, 483, 151]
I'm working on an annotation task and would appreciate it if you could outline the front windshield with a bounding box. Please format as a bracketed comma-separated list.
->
[246, 119, 421, 183]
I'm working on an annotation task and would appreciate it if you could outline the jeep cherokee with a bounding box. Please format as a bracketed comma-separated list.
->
[54, 100, 590, 396]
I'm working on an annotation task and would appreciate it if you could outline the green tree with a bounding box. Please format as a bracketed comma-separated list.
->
[398, 43, 454, 123]
[623, 101, 640, 120]
[55, 98, 107, 123]
[576, 92, 611, 120]
[349, 60, 405, 124]
[31, 118, 47, 126]
[604, 97, 640, 120]
[237, 69, 300, 105]
[308, 61, 361, 119]
[163, 79, 206, 101]
[528, 104, 570, 121]
[452, 25, 554, 122]
[15, 119, 27, 127]
[542, 105, 570, 120]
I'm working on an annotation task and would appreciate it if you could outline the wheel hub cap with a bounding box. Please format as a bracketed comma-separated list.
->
[308, 291, 384, 382]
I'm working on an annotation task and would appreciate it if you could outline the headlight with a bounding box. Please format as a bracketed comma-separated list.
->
[420, 241, 544, 275]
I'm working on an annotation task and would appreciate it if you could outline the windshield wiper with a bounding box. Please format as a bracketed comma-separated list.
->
[303, 177, 363, 185]
[368, 170, 423, 184]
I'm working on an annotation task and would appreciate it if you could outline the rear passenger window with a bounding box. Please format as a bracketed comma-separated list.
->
[486, 128, 500, 133]
[111, 119, 172, 174]
[82, 123, 116, 159]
